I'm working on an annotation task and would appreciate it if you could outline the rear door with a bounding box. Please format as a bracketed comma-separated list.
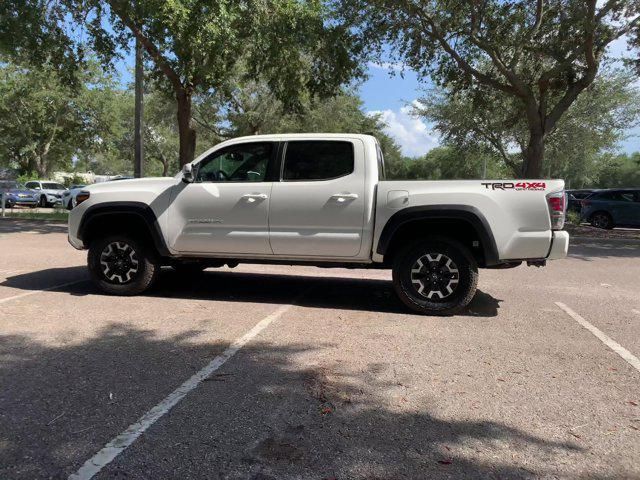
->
[268, 139, 366, 257]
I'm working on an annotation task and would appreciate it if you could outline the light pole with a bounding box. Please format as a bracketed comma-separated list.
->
[134, 38, 144, 178]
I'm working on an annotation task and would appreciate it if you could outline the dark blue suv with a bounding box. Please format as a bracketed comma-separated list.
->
[580, 189, 640, 229]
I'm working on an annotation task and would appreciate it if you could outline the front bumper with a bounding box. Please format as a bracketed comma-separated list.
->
[68, 233, 85, 250]
[5, 197, 38, 206]
[547, 231, 569, 260]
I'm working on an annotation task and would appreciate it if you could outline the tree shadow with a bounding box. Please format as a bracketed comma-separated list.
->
[0, 219, 67, 235]
[2, 267, 502, 317]
[0, 324, 587, 479]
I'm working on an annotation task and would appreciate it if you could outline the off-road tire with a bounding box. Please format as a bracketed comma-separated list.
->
[88, 234, 159, 295]
[392, 237, 478, 316]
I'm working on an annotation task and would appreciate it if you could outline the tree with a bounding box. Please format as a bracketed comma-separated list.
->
[339, 0, 639, 177]
[386, 146, 507, 180]
[0, 60, 120, 177]
[594, 152, 640, 188]
[415, 69, 640, 183]
[71, 0, 361, 166]
[219, 83, 403, 162]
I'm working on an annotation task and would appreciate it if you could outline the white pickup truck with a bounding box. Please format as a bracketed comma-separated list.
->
[68, 133, 569, 315]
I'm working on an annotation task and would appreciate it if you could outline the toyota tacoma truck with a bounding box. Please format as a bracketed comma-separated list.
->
[68, 134, 569, 315]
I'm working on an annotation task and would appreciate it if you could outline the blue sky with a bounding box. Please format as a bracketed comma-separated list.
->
[113, 39, 639, 158]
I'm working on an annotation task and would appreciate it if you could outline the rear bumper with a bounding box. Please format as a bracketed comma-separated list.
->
[547, 231, 569, 260]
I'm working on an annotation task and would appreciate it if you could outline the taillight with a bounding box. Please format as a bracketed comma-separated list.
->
[546, 191, 566, 230]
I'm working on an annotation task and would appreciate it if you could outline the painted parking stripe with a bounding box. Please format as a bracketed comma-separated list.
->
[555, 302, 640, 373]
[0, 279, 86, 304]
[68, 296, 306, 480]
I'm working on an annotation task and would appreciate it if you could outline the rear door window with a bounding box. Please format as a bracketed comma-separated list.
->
[282, 141, 354, 181]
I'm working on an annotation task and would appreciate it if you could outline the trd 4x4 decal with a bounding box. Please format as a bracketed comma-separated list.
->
[481, 182, 546, 191]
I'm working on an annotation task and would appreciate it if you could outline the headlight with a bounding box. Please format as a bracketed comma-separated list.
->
[75, 191, 90, 206]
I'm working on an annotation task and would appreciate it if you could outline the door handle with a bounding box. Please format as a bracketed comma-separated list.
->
[241, 193, 268, 203]
[331, 193, 359, 202]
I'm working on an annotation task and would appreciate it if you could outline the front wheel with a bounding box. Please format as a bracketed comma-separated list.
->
[392, 238, 478, 316]
[88, 235, 159, 295]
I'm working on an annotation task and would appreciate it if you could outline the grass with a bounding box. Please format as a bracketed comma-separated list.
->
[0, 208, 68, 221]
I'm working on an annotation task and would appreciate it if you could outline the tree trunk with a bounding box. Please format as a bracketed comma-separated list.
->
[176, 90, 196, 166]
[523, 128, 545, 178]
[34, 157, 47, 178]
[159, 153, 169, 177]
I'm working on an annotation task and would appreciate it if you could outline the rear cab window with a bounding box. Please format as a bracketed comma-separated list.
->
[282, 141, 354, 181]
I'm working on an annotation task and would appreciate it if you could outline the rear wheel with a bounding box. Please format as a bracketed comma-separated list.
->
[590, 212, 613, 229]
[392, 238, 478, 316]
[88, 235, 159, 295]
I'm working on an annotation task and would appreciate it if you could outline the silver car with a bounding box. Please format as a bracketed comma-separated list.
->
[62, 184, 87, 210]
[24, 181, 68, 207]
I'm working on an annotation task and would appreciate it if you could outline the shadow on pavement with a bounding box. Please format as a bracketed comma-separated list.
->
[0, 219, 67, 235]
[0, 325, 583, 479]
[2, 267, 502, 318]
[568, 243, 640, 261]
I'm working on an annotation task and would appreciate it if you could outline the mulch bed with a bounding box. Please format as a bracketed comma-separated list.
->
[564, 223, 640, 240]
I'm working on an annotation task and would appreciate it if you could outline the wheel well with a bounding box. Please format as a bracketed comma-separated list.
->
[383, 218, 488, 267]
[588, 210, 612, 220]
[82, 213, 157, 254]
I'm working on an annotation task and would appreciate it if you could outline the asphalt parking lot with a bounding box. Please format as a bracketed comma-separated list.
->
[1, 220, 639, 479]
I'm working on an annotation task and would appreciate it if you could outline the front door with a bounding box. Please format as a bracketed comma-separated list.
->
[268, 139, 366, 257]
[169, 142, 276, 255]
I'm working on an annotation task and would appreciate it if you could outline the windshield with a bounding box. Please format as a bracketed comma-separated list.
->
[42, 183, 66, 190]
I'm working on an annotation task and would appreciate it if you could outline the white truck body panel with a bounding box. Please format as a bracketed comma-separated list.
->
[68, 133, 567, 266]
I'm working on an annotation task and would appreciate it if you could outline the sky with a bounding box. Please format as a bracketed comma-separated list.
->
[113, 39, 640, 158]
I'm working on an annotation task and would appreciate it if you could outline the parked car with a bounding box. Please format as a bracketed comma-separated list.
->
[62, 184, 87, 210]
[580, 189, 640, 229]
[0, 181, 38, 208]
[24, 181, 68, 207]
[566, 189, 598, 214]
[68, 133, 569, 315]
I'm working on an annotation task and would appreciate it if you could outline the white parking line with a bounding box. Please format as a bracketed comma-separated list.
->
[68, 296, 305, 480]
[555, 302, 640, 373]
[0, 279, 86, 304]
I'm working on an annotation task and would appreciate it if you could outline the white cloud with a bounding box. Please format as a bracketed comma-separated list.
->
[368, 103, 440, 157]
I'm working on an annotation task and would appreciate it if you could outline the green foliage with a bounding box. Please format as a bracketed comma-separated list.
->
[593, 152, 640, 188]
[0, 60, 121, 177]
[338, 0, 640, 177]
[566, 210, 581, 226]
[386, 146, 508, 180]
[416, 69, 640, 184]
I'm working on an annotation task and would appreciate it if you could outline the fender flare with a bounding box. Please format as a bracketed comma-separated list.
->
[77, 201, 171, 257]
[376, 205, 500, 266]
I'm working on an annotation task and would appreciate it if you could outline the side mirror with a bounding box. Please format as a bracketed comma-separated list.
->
[182, 163, 195, 183]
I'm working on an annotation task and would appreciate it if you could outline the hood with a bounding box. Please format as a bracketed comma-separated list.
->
[4, 188, 37, 196]
[86, 177, 177, 193]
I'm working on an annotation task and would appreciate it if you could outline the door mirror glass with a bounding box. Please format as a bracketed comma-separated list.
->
[182, 163, 195, 183]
